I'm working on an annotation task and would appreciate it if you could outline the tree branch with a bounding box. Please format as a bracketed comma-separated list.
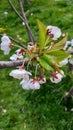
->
[8, 0, 35, 43]
[8, 0, 23, 21]
[0, 60, 28, 69]
[0, 1, 34, 69]
[18, 0, 35, 43]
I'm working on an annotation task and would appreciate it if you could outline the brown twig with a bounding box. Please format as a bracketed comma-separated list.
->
[8, 0, 23, 21]
[18, 0, 35, 43]
[8, 0, 35, 43]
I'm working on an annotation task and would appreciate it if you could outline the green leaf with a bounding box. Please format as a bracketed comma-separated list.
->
[37, 57, 53, 71]
[37, 20, 47, 50]
[41, 54, 57, 65]
[50, 34, 68, 51]
[41, 54, 61, 72]
[48, 50, 70, 62]
[44, 37, 52, 47]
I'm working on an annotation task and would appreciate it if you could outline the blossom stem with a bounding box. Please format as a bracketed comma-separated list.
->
[35, 64, 38, 77]
[13, 44, 23, 48]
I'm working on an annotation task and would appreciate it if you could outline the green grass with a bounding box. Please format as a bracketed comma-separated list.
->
[0, 0, 73, 129]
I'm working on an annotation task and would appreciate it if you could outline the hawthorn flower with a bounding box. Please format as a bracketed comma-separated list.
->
[20, 77, 40, 90]
[69, 59, 73, 65]
[10, 54, 23, 61]
[63, 41, 71, 50]
[47, 25, 61, 40]
[1, 35, 12, 54]
[9, 67, 32, 80]
[71, 39, 73, 47]
[50, 70, 65, 83]
[68, 47, 72, 51]
[20, 79, 31, 90]
[27, 42, 34, 51]
[29, 78, 40, 90]
[59, 58, 68, 66]
[20, 73, 31, 90]
[59, 55, 71, 66]
[16, 48, 25, 55]
[10, 49, 23, 60]
[38, 75, 46, 84]
[10, 48, 25, 61]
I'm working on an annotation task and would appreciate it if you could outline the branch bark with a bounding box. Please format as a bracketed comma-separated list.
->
[0, 60, 28, 69]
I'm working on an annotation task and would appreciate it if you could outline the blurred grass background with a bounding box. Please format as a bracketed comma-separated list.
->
[0, 0, 73, 130]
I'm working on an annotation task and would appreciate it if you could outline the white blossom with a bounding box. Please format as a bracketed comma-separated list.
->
[59, 58, 68, 66]
[27, 42, 34, 51]
[1, 35, 11, 54]
[20, 79, 31, 90]
[69, 59, 73, 65]
[10, 48, 25, 61]
[71, 39, 73, 47]
[63, 41, 71, 50]
[50, 70, 65, 83]
[20, 78, 40, 90]
[16, 48, 25, 55]
[68, 46, 72, 51]
[47, 25, 61, 40]
[29, 78, 40, 90]
[59, 55, 72, 66]
[9, 68, 32, 80]
[10, 54, 23, 61]
[20, 74, 30, 90]
[38, 76, 46, 84]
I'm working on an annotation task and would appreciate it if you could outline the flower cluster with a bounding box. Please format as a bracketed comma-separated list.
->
[0, 21, 71, 90]
[10, 66, 46, 90]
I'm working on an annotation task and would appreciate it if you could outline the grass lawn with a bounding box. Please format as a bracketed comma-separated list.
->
[0, 0, 73, 130]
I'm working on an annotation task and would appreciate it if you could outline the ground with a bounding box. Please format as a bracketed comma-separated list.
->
[0, 0, 73, 130]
